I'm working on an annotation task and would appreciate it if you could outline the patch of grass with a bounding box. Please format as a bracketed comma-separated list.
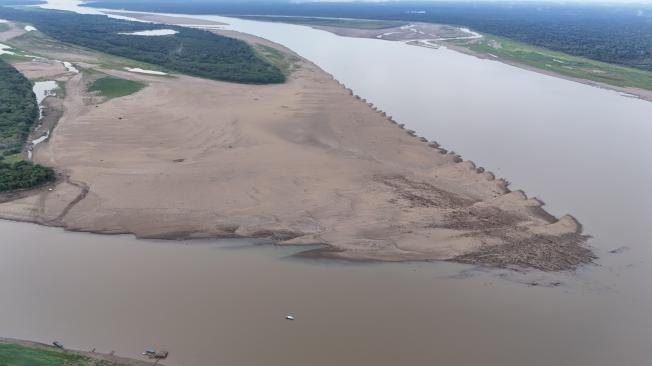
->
[89, 76, 145, 99]
[0, 343, 88, 366]
[1, 153, 24, 164]
[0, 53, 31, 62]
[459, 35, 652, 91]
[238, 16, 406, 30]
[0, 343, 132, 366]
[0, 23, 10, 32]
[254, 44, 300, 76]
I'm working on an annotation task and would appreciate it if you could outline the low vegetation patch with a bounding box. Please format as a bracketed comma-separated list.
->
[0, 343, 131, 366]
[254, 44, 300, 76]
[459, 35, 652, 91]
[89, 76, 145, 99]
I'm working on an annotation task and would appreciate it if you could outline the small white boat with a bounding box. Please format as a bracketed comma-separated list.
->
[285, 315, 295, 320]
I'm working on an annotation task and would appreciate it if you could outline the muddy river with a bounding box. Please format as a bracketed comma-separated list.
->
[1, 1, 651, 365]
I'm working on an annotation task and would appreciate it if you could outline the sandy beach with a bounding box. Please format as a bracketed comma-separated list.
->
[0, 18, 594, 271]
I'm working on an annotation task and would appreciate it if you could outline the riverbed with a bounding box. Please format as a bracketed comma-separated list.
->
[1, 1, 651, 365]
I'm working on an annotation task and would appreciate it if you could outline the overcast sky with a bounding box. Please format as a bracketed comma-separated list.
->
[293, 0, 652, 4]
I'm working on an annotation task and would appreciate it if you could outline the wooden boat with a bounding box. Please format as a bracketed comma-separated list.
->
[143, 349, 168, 360]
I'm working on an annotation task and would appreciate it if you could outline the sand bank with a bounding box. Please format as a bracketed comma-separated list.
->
[0, 19, 593, 271]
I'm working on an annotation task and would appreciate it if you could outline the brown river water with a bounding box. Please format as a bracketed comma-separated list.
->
[1, 220, 648, 366]
[1, 2, 651, 365]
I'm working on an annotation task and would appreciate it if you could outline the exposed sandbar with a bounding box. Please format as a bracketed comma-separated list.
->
[0, 20, 594, 271]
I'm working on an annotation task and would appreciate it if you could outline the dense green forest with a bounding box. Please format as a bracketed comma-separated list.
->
[85, 1, 652, 72]
[0, 59, 37, 157]
[0, 59, 55, 192]
[0, 161, 55, 191]
[0, 7, 285, 84]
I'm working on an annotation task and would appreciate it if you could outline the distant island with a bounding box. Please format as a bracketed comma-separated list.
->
[0, 7, 285, 84]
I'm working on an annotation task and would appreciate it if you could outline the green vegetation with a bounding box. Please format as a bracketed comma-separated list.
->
[0, 23, 10, 32]
[0, 7, 285, 84]
[0, 58, 55, 192]
[459, 35, 652, 91]
[238, 16, 406, 30]
[2, 152, 23, 164]
[0, 58, 37, 156]
[0, 160, 56, 191]
[0, 343, 131, 366]
[86, 2, 652, 73]
[89, 76, 145, 99]
[254, 44, 300, 76]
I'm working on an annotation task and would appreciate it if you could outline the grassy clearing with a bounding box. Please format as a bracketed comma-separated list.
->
[89, 76, 145, 99]
[0, 343, 131, 366]
[0, 23, 10, 32]
[457, 35, 652, 91]
[239, 16, 406, 30]
[1, 153, 24, 164]
[254, 44, 300, 76]
[0, 343, 87, 366]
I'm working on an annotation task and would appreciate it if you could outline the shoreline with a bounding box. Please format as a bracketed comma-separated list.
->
[0, 337, 164, 366]
[256, 19, 652, 103]
[0, 16, 595, 271]
[443, 42, 652, 103]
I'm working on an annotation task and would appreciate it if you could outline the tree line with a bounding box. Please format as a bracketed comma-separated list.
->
[85, 1, 652, 72]
[0, 59, 55, 192]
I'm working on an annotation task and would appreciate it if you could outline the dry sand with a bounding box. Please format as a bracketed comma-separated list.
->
[0, 19, 594, 271]
[0, 20, 25, 42]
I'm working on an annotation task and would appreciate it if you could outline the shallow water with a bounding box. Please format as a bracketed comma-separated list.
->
[1, 1, 651, 365]
[32, 80, 58, 120]
[0, 42, 15, 55]
[125, 67, 167, 75]
[33, 80, 58, 106]
[119, 29, 178, 36]
[62, 61, 79, 73]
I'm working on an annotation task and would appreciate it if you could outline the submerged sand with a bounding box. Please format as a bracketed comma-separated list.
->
[0, 19, 593, 271]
